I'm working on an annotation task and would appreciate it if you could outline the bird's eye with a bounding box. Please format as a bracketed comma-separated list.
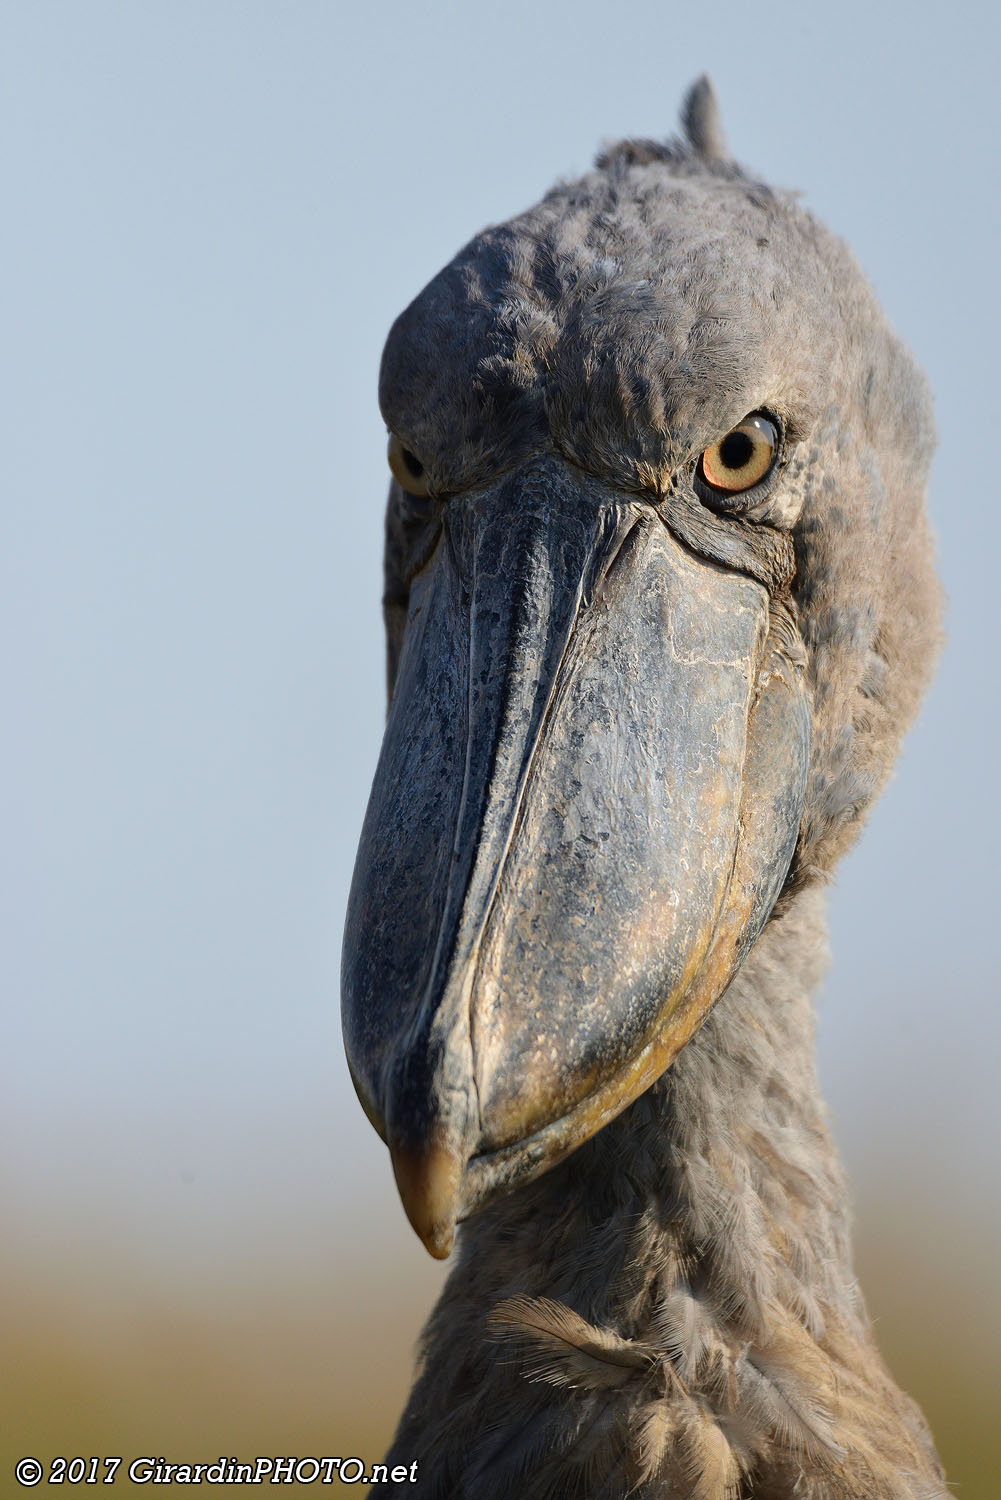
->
[698, 413, 779, 495]
[387, 434, 431, 497]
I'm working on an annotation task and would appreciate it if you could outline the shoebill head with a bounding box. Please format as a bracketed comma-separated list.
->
[341, 79, 940, 1257]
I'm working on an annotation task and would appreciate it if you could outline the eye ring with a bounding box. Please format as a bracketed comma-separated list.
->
[387, 434, 432, 497]
[696, 412, 781, 502]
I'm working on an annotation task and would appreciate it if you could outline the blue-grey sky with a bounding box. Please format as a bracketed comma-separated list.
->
[3, 0, 999, 1463]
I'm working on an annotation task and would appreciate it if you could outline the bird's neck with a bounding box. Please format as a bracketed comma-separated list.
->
[458, 884, 858, 1338]
[386, 888, 945, 1497]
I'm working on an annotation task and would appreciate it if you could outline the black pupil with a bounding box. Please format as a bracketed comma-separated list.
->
[718, 430, 755, 471]
[402, 448, 424, 479]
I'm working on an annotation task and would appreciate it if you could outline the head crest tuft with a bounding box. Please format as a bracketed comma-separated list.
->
[681, 75, 728, 162]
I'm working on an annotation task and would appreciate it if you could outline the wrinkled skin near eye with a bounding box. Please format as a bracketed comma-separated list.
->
[699, 413, 779, 495]
[387, 433, 431, 497]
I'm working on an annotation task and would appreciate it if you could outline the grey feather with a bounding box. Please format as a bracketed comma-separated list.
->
[651, 1281, 711, 1380]
[739, 1329, 841, 1456]
[489, 1296, 658, 1390]
[681, 74, 728, 161]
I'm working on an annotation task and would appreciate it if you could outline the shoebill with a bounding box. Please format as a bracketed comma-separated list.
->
[341, 77, 946, 1500]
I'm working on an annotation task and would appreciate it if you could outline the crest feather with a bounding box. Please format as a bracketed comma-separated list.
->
[681, 75, 728, 161]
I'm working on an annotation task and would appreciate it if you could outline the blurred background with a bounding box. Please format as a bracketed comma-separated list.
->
[3, 1, 999, 1493]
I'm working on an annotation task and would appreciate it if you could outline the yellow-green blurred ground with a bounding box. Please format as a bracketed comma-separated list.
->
[850, 1202, 1000, 1500]
[2, 1230, 442, 1493]
[3, 1196, 998, 1498]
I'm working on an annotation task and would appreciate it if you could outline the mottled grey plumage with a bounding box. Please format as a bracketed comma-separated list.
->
[349, 79, 944, 1497]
